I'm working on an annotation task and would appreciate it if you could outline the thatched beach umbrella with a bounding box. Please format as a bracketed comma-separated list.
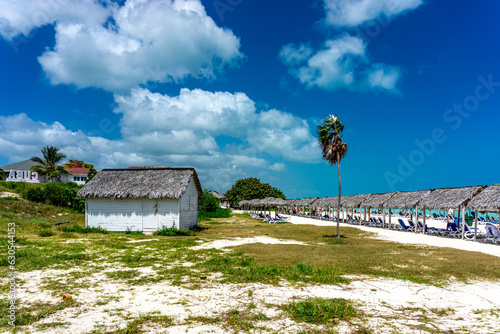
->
[383, 189, 434, 230]
[360, 192, 398, 228]
[319, 196, 337, 220]
[341, 194, 369, 223]
[466, 184, 500, 241]
[419, 185, 486, 239]
[296, 197, 319, 216]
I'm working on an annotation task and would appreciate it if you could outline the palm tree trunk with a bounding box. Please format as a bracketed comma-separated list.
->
[337, 153, 341, 240]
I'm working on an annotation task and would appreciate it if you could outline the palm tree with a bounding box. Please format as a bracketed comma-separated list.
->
[30, 146, 69, 182]
[317, 114, 348, 239]
[0, 167, 4, 180]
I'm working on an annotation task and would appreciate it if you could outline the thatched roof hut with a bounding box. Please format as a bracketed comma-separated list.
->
[80, 166, 202, 233]
[466, 184, 500, 212]
[419, 185, 486, 210]
[209, 191, 228, 200]
[79, 167, 202, 199]
[383, 189, 434, 209]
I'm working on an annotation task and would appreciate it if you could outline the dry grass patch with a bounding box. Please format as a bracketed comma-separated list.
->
[195, 215, 500, 285]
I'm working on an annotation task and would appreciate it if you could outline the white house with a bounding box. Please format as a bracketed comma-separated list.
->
[60, 168, 89, 185]
[78, 167, 202, 234]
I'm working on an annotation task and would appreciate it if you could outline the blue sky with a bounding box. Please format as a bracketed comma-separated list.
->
[1, 0, 499, 198]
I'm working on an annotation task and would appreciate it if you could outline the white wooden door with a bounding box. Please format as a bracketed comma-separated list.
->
[142, 200, 158, 229]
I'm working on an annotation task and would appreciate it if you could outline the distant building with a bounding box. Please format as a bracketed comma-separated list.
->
[78, 167, 202, 234]
[61, 168, 90, 185]
[209, 190, 230, 208]
[2, 160, 42, 183]
[1, 159, 91, 184]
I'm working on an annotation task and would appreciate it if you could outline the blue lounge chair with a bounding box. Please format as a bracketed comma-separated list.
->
[398, 219, 412, 231]
[416, 221, 448, 236]
[407, 220, 418, 231]
[445, 222, 463, 238]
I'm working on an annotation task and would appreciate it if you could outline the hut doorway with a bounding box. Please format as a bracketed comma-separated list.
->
[142, 199, 158, 230]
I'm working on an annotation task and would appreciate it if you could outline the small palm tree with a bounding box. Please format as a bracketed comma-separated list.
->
[30, 146, 69, 182]
[0, 167, 4, 180]
[317, 114, 348, 239]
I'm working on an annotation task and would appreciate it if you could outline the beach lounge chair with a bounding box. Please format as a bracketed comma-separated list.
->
[397, 219, 412, 231]
[445, 222, 467, 238]
[415, 221, 448, 236]
[368, 217, 380, 227]
[485, 224, 500, 244]
[407, 220, 417, 231]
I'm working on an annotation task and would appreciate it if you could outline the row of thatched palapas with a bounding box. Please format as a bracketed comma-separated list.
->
[238, 184, 500, 213]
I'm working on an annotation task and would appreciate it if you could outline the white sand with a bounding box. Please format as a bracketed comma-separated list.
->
[190, 236, 307, 250]
[0, 191, 20, 198]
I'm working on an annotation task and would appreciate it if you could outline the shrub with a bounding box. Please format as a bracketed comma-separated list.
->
[24, 187, 46, 203]
[198, 189, 220, 212]
[153, 226, 193, 236]
[282, 298, 357, 324]
[45, 183, 65, 206]
[125, 227, 143, 235]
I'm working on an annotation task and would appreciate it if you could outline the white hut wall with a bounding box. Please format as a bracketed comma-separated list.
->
[86, 197, 180, 232]
[178, 176, 199, 230]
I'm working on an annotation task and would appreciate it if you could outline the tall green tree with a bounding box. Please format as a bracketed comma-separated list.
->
[225, 177, 286, 205]
[317, 114, 348, 239]
[30, 146, 69, 182]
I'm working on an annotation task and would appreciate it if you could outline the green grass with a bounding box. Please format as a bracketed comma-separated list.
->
[58, 224, 109, 234]
[282, 298, 358, 324]
[153, 226, 192, 236]
[104, 313, 174, 333]
[0, 298, 78, 327]
[197, 253, 348, 285]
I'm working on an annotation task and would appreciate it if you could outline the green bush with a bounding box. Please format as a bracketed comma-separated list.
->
[282, 298, 357, 324]
[153, 226, 193, 236]
[24, 187, 46, 203]
[198, 189, 220, 212]
[21, 182, 85, 213]
[45, 183, 64, 206]
[198, 207, 231, 222]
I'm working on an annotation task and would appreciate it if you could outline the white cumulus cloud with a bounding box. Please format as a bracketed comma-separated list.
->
[323, 0, 423, 28]
[280, 35, 400, 92]
[0, 0, 243, 92]
[0, 0, 113, 40]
